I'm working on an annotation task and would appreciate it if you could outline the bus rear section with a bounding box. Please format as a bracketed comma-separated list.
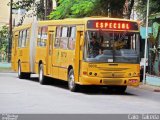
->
[12, 25, 32, 79]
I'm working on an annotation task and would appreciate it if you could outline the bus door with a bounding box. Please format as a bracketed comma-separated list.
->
[46, 31, 54, 75]
[11, 32, 18, 71]
[74, 25, 85, 82]
[52, 26, 62, 79]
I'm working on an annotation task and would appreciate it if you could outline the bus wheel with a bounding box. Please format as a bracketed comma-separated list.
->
[18, 62, 30, 79]
[116, 86, 127, 93]
[18, 62, 24, 79]
[108, 86, 127, 93]
[39, 64, 46, 85]
[68, 69, 79, 92]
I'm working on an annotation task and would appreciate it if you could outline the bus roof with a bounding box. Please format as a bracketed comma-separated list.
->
[38, 17, 139, 26]
[13, 24, 31, 32]
[13, 17, 139, 31]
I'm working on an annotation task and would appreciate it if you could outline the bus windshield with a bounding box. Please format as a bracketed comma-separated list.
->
[84, 30, 140, 63]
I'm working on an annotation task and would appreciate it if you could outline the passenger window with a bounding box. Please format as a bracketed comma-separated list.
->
[37, 26, 48, 47]
[21, 30, 27, 47]
[61, 27, 68, 37]
[37, 27, 42, 46]
[26, 29, 30, 46]
[68, 27, 76, 50]
[60, 27, 68, 49]
[18, 31, 22, 47]
[41, 26, 48, 47]
[55, 27, 61, 48]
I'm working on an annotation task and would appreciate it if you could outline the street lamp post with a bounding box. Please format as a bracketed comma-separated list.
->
[143, 0, 150, 84]
[8, 0, 13, 62]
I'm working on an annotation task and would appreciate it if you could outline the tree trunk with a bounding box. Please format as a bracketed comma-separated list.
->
[44, 0, 53, 20]
[123, 0, 134, 19]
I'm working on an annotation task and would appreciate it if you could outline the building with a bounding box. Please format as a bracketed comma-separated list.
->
[0, 0, 57, 28]
[0, 0, 10, 28]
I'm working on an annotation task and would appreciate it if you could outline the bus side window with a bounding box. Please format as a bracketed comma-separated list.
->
[37, 27, 42, 46]
[55, 27, 61, 48]
[21, 30, 27, 47]
[60, 26, 68, 49]
[41, 26, 48, 47]
[18, 31, 23, 48]
[68, 27, 76, 50]
[26, 29, 30, 46]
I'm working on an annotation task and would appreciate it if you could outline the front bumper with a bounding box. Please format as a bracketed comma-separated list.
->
[77, 75, 140, 86]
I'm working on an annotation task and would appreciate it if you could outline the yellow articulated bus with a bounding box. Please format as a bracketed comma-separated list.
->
[12, 17, 140, 92]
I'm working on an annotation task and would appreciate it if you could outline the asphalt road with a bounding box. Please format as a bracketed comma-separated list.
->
[0, 72, 160, 114]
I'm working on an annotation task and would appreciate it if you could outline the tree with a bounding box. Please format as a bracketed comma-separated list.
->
[10, 0, 135, 21]
[0, 26, 9, 56]
[123, 0, 135, 19]
[135, 0, 160, 22]
[10, 0, 53, 25]
[49, 0, 135, 19]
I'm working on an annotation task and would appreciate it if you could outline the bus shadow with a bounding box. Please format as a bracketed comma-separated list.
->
[80, 86, 135, 96]
[28, 77, 39, 82]
[47, 78, 68, 90]
[28, 76, 69, 90]
[24, 77, 135, 96]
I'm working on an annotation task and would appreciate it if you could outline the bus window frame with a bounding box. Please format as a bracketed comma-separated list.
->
[18, 31, 23, 48]
[21, 29, 27, 48]
[60, 26, 69, 50]
[37, 26, 48, 47]
[54, 26, 61, 48]
[68, 26, 76, 50]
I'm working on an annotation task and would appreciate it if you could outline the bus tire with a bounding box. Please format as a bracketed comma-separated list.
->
[68, 69, 79, 92]
[39, 64, 46, 85]
[24, 73, 30, 79]
[18, 62, 30, 79]
[116, 86, 127, 93]
[18, 62, 25, 79]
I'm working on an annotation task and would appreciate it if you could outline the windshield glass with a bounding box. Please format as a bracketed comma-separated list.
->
[84, 31, 140, 63]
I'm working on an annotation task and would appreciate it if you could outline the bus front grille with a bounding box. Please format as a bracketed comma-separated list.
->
[100, 72, 125, 78]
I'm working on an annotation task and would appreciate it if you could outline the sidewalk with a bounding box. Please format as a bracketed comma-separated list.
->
[0, 62, 12, 72]
[0, 62, 11, 68]
[138, 83, 160, 92]
[146, 74, 160, 86]
[137, 74, 160, 92]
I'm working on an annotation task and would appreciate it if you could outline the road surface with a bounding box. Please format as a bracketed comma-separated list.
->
[0, 72, 160, 114]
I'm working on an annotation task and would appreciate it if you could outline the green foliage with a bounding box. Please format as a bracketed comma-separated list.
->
[49, 0, 74, 19]
[0, 26, 9, 53]
[10, 0, 135, 20]
[135, 0, 160, 21]
[10, 0, 52, 20]
[70, 0, 95, 17]
[49, 0, 127, 19]
[9, 0, 35, 11]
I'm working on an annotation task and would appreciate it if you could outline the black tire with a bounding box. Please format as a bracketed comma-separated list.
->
[39, 64, 46, 85]
[140, 69, 143, 82]
[68, 69, 79, 92]
[116, 86, 127, 93]
[108, 86, 127, 93]
[18, 62, 30, 79]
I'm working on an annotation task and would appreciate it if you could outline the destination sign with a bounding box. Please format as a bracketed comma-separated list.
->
[87, 20, 139, 31]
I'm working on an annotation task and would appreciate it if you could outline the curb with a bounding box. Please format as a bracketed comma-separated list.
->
[138, 83, 160, 92]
